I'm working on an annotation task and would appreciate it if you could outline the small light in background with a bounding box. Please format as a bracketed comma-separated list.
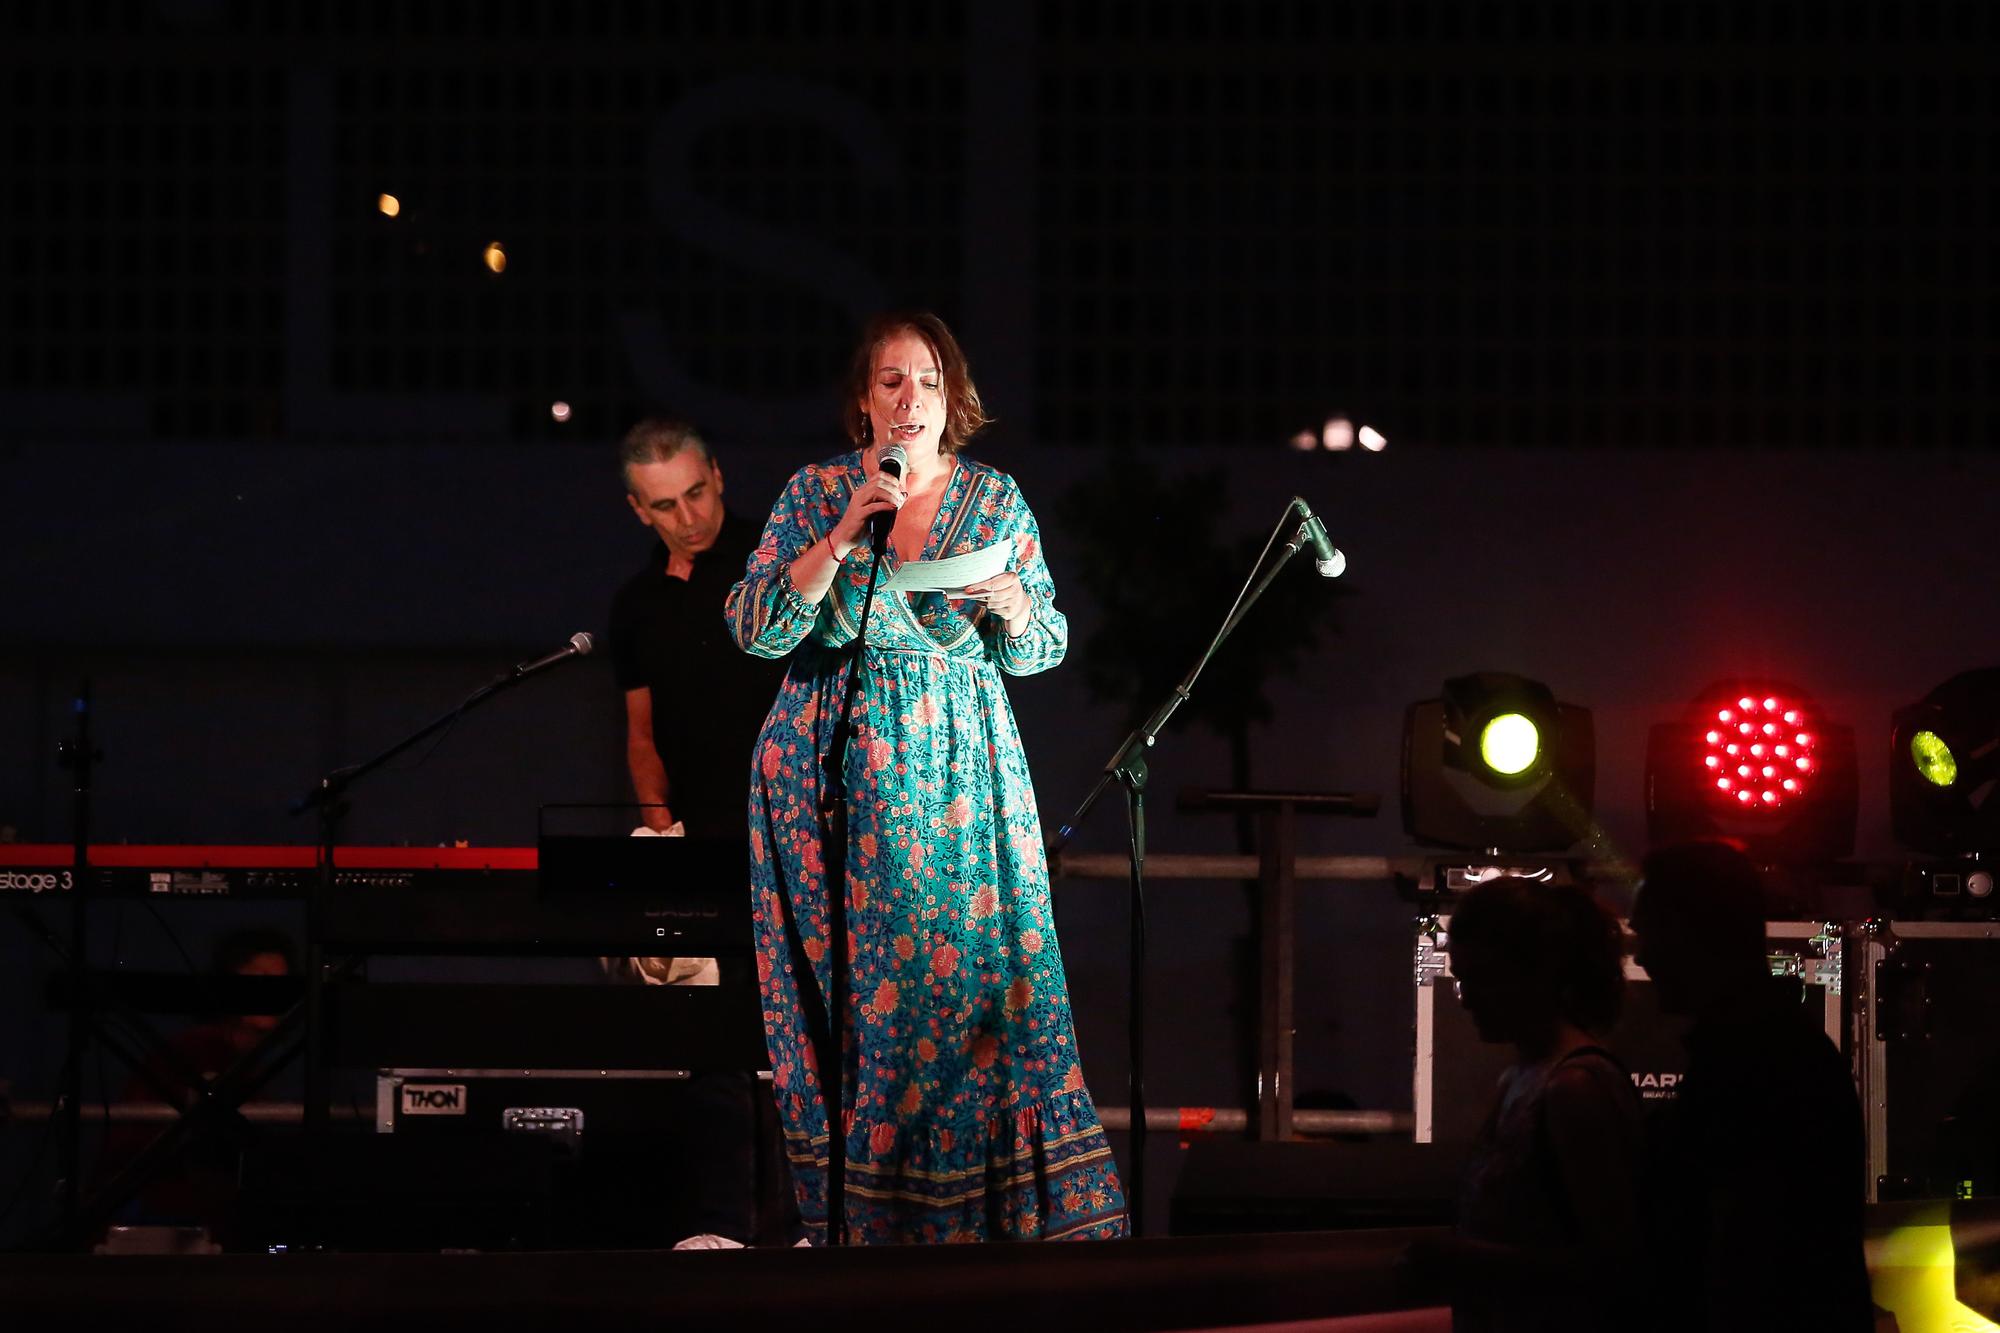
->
[550, 401, 573, 424]
[1288, 429, 1318, 451]
[377, 193, 401, 218]
[1322, 417, 1355, 451]
[483, 241, 507, 274]
[1358, 424, 1388, 451]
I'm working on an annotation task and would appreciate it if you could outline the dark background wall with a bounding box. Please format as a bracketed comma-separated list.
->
[5, 0, 2000, 1234]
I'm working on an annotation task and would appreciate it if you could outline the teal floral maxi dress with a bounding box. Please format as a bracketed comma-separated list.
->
[724, 451, 1129, 1244]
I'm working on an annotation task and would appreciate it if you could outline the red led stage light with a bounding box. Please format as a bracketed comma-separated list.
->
[1647, 679, 1856, 863]
[1700, 691, 1821, 812]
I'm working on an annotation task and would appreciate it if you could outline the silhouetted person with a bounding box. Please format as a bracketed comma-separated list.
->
[1419, 877, 1643, 1332]
[1632, 842, 1872, 1331]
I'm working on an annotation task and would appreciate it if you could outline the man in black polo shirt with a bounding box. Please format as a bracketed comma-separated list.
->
[1631, 842, 1874, 1331]
[606, 418, 790, 1248]
[609, 418, 783, 837]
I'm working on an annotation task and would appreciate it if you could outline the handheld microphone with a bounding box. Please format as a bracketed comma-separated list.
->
[869, 439, 909, 555]
[513, 631, 594, 678]
[1293, 500, 1347, 578]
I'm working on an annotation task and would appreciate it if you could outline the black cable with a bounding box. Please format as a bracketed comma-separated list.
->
[138, 900, 200, 976]
[0, 1117, 61, 1242]
[103, 908, 126, 1139]
[0, 903, 78, 1244]
[0, 1038, 76, 1243]
[96, 1046, 110, 1150]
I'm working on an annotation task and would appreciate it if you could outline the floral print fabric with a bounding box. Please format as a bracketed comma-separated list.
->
[725, 451, 1128, 1244]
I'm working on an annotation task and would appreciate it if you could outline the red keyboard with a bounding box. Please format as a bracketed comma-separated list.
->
[0, 844, 538, 871]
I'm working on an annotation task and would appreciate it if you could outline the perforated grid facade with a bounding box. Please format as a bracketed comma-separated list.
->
[3, 1, 1994, 447]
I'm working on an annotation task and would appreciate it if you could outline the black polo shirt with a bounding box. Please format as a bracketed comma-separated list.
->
[1642, 980, 1873, 1331]
[607, 512, 785, 836]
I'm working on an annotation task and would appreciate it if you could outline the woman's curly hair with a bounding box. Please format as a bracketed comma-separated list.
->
[1449, 879, 1627, 1034]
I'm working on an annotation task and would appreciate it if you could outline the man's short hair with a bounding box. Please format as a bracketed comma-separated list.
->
[1637, 841, 1769, 967]
[619, 418, 711, 490]
[211, 925, 297, 977]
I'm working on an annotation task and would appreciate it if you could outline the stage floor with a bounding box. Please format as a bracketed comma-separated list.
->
[0, 1228, 1448, 1332]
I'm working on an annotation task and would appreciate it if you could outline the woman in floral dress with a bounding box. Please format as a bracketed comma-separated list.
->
[725, 312, 1127, 1244]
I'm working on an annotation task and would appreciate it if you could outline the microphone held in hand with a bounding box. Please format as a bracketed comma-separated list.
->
[1292, 500, 1347, 578]
[512, 631, 594, 679]
[869, 439, 909, 555]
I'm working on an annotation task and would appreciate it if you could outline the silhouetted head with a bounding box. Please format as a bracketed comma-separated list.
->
[1631, 841, 1770, 1017]
[1448, 879, 1625, 1053]
[211, 925, 296, 1036]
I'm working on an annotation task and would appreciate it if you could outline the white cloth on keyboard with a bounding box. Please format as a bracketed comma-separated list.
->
[603, 821, 714, 985]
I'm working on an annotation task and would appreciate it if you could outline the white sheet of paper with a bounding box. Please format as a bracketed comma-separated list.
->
[879, 539, 1011, 595]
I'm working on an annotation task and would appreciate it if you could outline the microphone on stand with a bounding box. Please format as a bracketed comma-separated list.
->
[293, 631, 599, 817]
[869, 439, 910, 556]
[1292, 500, 1347, 578]
[512, 631, 594, 679]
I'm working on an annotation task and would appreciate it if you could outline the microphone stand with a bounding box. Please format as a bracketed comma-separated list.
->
[287, 645, 591, 1243]
[1046, 498, 1333, 1236]
[814, 517, 891, 1246]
